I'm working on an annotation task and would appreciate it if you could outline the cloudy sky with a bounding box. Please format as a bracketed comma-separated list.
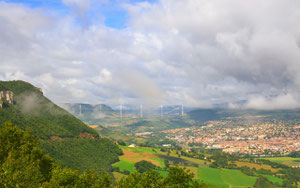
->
[0, 0, 300, 109]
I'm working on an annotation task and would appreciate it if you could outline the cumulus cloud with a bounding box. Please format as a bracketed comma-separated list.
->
[245, 94, 300, 110]
[0, 0, 300, 109]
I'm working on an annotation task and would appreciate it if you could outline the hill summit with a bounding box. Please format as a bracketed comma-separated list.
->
[0, 80, 97, 139]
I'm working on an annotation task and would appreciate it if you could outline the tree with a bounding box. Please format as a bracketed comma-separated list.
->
[134, 160, 157, 173]
[289, 151, 300, 158]
[0, 121, 54, 187]
[0, 122, 215, 187]
[118, 167, 212, 188]
[253, 176, 274, 188]
[118, 140, 126, 146]
[167, 151, 171, 156]
[118, 170, 164, 188]
[164, 159, 170, 169]
[163, 166, 209, 188]
[122, 170, 130, 175]
[44, 167, 113, 188]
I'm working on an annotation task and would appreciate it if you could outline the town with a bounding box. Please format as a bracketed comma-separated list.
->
[160, 120, 300, 156]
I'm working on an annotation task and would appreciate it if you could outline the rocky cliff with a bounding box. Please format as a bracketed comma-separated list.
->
[0, 91, 14, 108]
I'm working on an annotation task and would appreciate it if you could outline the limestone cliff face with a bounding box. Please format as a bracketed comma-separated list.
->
[0, 91, 14, 108]
[38, 88, 43, 94]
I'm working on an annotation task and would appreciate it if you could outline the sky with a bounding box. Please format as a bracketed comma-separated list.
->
[0, 0, 300, 109]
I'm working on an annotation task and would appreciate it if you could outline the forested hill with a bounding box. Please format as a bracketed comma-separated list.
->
[0, 80, 122, 173]
[0, 80, 97, 139]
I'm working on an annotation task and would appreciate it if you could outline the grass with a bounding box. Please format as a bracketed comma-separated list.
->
[113, 146, 165, 174]
[264, 157, 300, 166]
[113, 146, 285, 187]
[113, 157, 135, 173]
[120, 146, 157, 154]
[122, 146, 165, 167]
[156, 169, 169, 177]
[261, 175, 283, 185]
[197, 167, 257, 188]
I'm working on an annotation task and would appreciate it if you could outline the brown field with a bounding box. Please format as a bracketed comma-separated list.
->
[234, 161, 279, 172]
[122, 148, 161, 166]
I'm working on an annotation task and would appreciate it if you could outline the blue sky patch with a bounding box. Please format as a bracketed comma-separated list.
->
[3, 0, 158, 29]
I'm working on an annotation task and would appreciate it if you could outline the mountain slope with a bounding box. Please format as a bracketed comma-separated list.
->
[0, 80, 97, 139]
[0, 80, 122, 172]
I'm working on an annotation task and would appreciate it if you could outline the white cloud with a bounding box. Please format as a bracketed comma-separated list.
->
[245, 94, 299, 110]
[0, 0, 300, 109]
[93, 69, 112, 84]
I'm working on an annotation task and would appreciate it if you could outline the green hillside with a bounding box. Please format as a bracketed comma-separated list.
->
[0, 80, 122, 172]
[0, 80, 97, 139]
[0, 122, 213, 187]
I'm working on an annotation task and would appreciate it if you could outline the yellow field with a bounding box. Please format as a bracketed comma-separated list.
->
[184, 166, 198, 177]
[89, 125, 99, 128]
[121, 148, 161, 166]
[234, 161, 279, 172]
[156, 150, 208, 165]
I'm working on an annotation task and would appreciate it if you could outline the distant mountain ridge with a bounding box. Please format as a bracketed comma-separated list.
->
[62, 103, 115, 116]
[188, 108, 300, 122]
[61, 103, 117, 124]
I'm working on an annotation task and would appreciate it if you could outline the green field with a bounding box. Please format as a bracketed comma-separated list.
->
[120, 146, 157, 154]
[197, 167, 257, 188]
[113, 157, 136, 173]
[264, 157, 300, 166]
[113, 146, 165, 174]
[261, 175, 283, 185]
[113, 146, 287, 187]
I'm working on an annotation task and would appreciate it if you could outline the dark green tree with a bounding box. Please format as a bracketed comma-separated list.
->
[0, 121, 54, 187]
[118, 170, 163, 188]
[164, 159, 170, 169]
[253, 176, 274, 188]
[134, 160, 157, 173]
[163, 166, 209, 188]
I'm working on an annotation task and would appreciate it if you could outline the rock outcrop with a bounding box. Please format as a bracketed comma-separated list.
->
[38, 88, 43, 94]
[0, 91, 14, 108]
